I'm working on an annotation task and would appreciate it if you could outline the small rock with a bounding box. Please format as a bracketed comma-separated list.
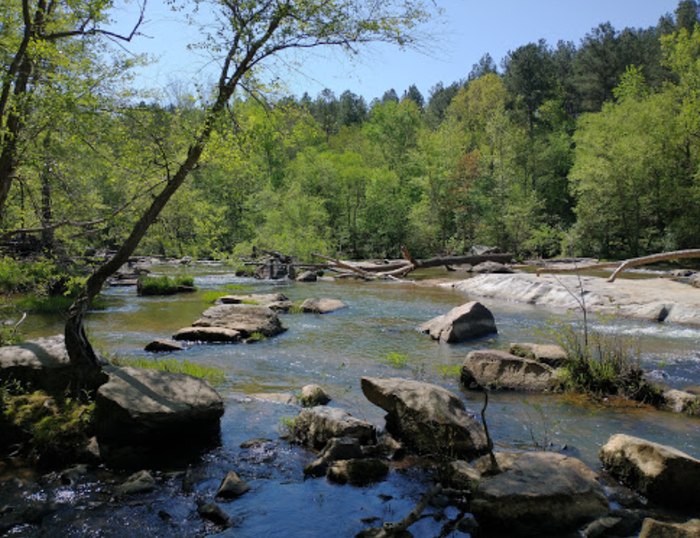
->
[291, 406, 376, 450]
[60, 464, 89, 486]
[639, 518, 700, 538]
[197, 501, 231, 527]
[599, 434, 700, 510]
[509, 342, 568, 367]
[304, 437, 364, 477]
[115, 470, 156, 495]
[216, 470, 250, 499]
[301, 297, 347, 314]
[144, 339, 185, 353]
[327, 458, 389, 486]
[663, 389, 700, 416]
[296, 271, 318, 282]
[420, 301, 497, 343]
[299, 384, 331, 407]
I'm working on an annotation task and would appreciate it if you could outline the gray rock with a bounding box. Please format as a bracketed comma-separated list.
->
[0, 335, 75, 393]
[420, 301, 497, 343]
[250, 392, 297, 405]
[639, 518, 700, 538]
[296, 271, 318, 282]
[301, 298, 347, 314]
[115, 470, 156, 495]
[172, 326, 241, 343]
[144, 339, 185, 353]
[217, 293, 292, 312]
[291, 406, 376, 450]
[216, 470, 250, 499]
[461, 349, 560, 391]
[95, 365, 224, 448]
[662, 389, 700, 416]
[471, 451, 608, 536]
[509, 342, 568, 367]
[197, 501, 231, 527]
[472, 261, 513, 273]
[191, 304, 286, 338]
[326, 458, 389, 486]
[299, 384, 331, 407]
[599, 433, 700, 510]
[361, 377, 487, 458]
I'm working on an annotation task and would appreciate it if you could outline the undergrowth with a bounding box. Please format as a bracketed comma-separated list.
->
[137, 275, 195, 296]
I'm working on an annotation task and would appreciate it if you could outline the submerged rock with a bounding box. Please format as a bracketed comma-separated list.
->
[600, 434, 700, 510]
[291, 406, 376, 449]
[471, 451, 608, 536]
[461, 349, 560, 391]
[420, 301, 497, 343]
[361, 377, 487, 458]
[95, 365, 224, 466]
[300, 298, 347, 314]
[509, 342, 568, 368]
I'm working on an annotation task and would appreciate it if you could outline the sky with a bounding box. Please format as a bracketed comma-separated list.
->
[111, 0, 682, 102]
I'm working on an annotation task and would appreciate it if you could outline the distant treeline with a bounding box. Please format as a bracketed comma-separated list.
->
[3, 1, 700, 261]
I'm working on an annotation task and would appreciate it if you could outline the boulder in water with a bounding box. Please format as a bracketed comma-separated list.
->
[420, 301, 497, 343]
[461, 349, 560, 391]
[290, 406, 376, 450]
[300, 298, 347, 314]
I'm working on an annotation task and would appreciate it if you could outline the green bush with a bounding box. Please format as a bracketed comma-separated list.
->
[137, 275, 195, 296]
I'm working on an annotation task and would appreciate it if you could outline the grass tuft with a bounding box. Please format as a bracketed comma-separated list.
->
[137, 275, 195, 296]
[110, 357, 225, 386]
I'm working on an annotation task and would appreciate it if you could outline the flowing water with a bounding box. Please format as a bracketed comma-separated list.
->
[4, 264, 700, 537]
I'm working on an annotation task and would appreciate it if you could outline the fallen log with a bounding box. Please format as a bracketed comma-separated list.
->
[401, 246, 513, 270]
[607, 249, 700, 282]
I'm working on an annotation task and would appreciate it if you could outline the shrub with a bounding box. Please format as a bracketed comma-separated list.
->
[137, 275, 195, 296]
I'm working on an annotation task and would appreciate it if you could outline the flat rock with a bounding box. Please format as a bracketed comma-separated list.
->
[639, 518, 700, 538]
[191, 304, 286, 337]
[300, 298, 347, 314]
[471, 451, 608, 536]
[461, 350, 560, 391]
[144, 339, 185, 352]
[217, 293, 292, 312]
[509, 342, 568, 367]
[0, 335, 75, 393]
[420, 301, 497, 343]
[291, 406, 376, 449]
[172, 326, 241, 343]
[599, 433, 700, 510]
[361, 377, 487, 458]
[95, 365, 224, 447]
[216, 470, 250, 499]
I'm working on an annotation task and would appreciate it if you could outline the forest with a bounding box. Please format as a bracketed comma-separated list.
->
[2, 0, 700, 269]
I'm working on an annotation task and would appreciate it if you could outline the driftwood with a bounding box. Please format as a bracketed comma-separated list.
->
[608, 248, 700, 282]
[401, 246, 513, 270]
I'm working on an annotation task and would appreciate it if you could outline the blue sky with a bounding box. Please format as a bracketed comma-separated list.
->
[114, 0, 681, 102]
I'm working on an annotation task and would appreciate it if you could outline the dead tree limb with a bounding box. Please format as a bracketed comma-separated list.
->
[312, 253, 374, 280]
[607, 249, 700, 282]
[358, 484, 443, 537]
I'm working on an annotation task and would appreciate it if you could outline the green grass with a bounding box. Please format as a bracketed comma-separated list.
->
[110, 357, 225, 386]
[202, 290, 227, 303]
[436, 364, 462, 379]
[15, 294, 107, 314]
[383, 352, 409, 368]
[137, 275, 195, 296]
[245, 331, 267, 343]
[224, 283, 251, 292]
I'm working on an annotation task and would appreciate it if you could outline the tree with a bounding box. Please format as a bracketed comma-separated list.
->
[468, 53, 497, 81]
[402, 84, 424, 109]
[63, 0, 432, 384]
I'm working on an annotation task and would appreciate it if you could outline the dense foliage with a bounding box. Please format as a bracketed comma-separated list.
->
[1, 1, 699, 263]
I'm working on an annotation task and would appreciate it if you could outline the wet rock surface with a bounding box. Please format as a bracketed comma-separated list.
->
[290, 406, 376, 450]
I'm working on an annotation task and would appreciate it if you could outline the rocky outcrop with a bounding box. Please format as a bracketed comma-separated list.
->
[509, 342, 568, 367]
[470, 451, 609, 536]
[0, 335, 78, 393]
[299, 384, 331, 407]
[300, 298, 347, 314]
[217, 293, 292, 312]
[449, 273, 700, 325]
[639, 518, 700, 538]
[361, 377, 487, 458]
[95, 365, 224, 466]
[461, 350, 560, 391]
[175, 304, 286, 342]
[420, 301, 497, 343]
[599, 434, 700, 510]
[290, 406, 376, 450]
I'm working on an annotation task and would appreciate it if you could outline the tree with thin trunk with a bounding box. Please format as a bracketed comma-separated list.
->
[63, 0, 432, 386]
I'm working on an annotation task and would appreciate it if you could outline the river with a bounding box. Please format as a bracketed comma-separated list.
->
[4, 264, 700, 537]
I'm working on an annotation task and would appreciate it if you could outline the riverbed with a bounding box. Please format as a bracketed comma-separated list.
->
[4, 264, 700, 536]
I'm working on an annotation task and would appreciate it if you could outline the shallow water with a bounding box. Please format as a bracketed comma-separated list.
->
[5, 265, 700, 536]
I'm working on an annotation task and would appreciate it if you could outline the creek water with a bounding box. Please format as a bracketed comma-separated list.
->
[4, 264, 700, 537]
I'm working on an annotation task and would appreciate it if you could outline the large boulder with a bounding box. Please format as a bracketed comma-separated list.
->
[290, 406, 376, 450]
[95, 365, 224, 464]
[217, 293, 292, 312]
[471, 451, 609, 536]
[420, 301, 497, 343]
[300, 298, 347, 314]
[509, 342, 568, 368]
[361, 377, 487, 459]
[187, 304, 286, 338]
[639, 518, 700, 538]
[461, 350, 560, 391]
[0, 335, 78, 393]
[599, 434, 700, 510]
